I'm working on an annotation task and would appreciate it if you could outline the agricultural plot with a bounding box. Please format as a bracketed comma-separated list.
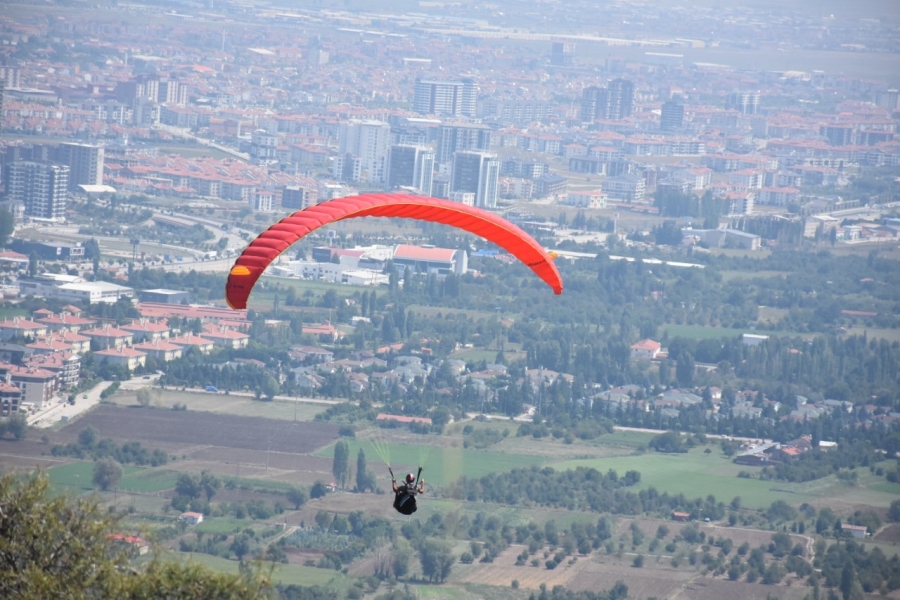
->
[118, 469, 179, 493]
[59, 405, 339, 455]
[109, 390, 325, 422]
[314, 439, 543, 487]
[169, 552, 347, 588]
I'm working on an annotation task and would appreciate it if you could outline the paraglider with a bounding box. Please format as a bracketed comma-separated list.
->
[224, 193, 563, 310]
[390, 467, 425, 515]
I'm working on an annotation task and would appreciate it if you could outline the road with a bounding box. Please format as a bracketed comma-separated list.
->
[28, 379, 112, 428]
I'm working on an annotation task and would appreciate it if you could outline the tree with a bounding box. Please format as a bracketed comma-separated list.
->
[356, 448, 375, 493]
[6, 414, 27, 440]
[0, 473, 270, 597]
[0, 208, 14, 247]
[92, 458, 123, 491]
[418, 539, 455, 583]
[310, 481, 327, 499]
[136, 388, 153, 407]
[332, 441, 350, 488]
[286, 486, 308, 510]
[175, 473, 201, 499]
[199, 471, 221, 501]
[392, 539, 412, 578]
[230, 534, 252, 561]
[260, 376, 280, 401]
[78, 426, 98, 447]
[28, 252, 38, 277]
[889, 500, 900, 523]
[633, 554, 645, 568]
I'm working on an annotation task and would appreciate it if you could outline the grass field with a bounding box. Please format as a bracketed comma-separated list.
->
[118, 469, 180, 493]
[195, 518, 250, 535]
[662, 324, 796, 340]
[315, 439, 543, 487]
[109, 390, 326, 422]
[551, 447, 900, 510]
[845, 327, 900, 344]
[720, 270, 786, 282]
[170, 552, 347, 587]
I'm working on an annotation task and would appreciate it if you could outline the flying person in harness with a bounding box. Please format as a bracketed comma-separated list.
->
[391, 468, 425, 515]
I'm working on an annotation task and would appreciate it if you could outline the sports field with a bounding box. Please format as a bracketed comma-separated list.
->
[662, 324, 793, 340]
[48, 462, 179, 493]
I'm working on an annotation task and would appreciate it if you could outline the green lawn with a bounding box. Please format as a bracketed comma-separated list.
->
[551, 447, 900, 510]
[118, 469, 179, 493]
[170, 552, 346, 587]
[195, 518, 251, 535]
[48, 462, 143, 491]
[315, 439, 543, 487]
[662, 324, 797, 341]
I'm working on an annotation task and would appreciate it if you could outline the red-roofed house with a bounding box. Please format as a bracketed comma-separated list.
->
[0, 382, 23, 416]
[35, 313, 97, 333]
[108, 534, 149, 556]
[0, 318, 47, 341]
[630, 339, 662, 360]
[302, 323, 343, 342]
[200, 326, 250, 349]
[24, 352, 80, 389]
[392, 244, 467, 276]
[121, 319, 171, 342]
[3, 365, 58, 408]
[95, 347, 146, 369]
[49, 331, 91, 354]
[168, 334, 216, 354]
[83, 325, 133, 350]
[133, 340, 183, 362]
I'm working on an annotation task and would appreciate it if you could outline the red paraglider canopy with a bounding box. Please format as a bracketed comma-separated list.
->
[225, 193, 563, 310]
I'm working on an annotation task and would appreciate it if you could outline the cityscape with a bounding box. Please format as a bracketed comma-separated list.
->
[0, 1, 899, 599]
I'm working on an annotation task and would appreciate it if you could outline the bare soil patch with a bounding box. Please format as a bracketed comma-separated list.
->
[567, 558, 694, 599]
[58, 405, 339, 454]
[669, 578, 811, 600]
[875, 524, 900, 543]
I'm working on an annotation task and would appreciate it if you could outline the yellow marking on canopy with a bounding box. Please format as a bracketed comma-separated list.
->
[230, 265, 252, 276]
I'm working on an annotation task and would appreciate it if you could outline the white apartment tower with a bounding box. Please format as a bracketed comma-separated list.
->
[413, 78, 477, 117]
[8, 161, 70, 220]
[59, 143, 104, 191]
[337, 120, 392, 183]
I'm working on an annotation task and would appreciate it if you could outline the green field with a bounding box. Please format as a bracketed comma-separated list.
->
[662, 324, 795, 341]
[195, 518, 250, 535]
[48, 462, 142, 491]
[315, 439, 543, 487]
[171, 552, 347, 587]
[48, 463, 177, 493]
[551, 447, 900, 510]
[118, 469, 179, 493]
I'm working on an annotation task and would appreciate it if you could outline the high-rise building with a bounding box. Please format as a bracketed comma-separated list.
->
[581, 80, 634, 122]
[726, 92, 760, 115]
[607, 79, 634, 120]
[660, 99, 685, 131]
[550, 42, 575, 67]
[58, 143, 104, 191]
[450, 151, 499, 209]
[386, 145, 434, 195]
[580, 86, 608, 123]
[437, 122, 492, 164]
[413, 78, 477, 117]
[7, 161, 69, 220]
[337, 120, 391, 183]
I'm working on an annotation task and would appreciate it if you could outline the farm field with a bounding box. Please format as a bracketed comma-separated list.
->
[108, 389, 326, 422]
[166, 552, 348, 588]
[58, 405, 340, 455]
[551, 447, 900, 510]
[314, 439, 544, 487]
[845, 327, 900, 344]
